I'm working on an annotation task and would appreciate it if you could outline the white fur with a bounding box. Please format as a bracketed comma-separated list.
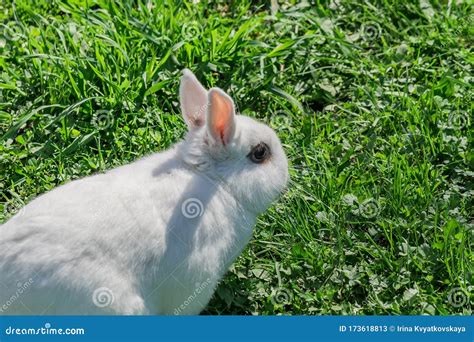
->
[0, 69, 288, 315]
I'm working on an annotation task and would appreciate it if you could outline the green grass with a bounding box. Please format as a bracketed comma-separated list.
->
[0, 0, 472, 315]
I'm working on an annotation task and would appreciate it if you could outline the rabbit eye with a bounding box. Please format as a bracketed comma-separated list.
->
[248, 143, 270, 164]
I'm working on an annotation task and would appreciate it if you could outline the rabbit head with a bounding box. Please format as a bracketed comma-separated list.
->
[178, 69, 289, 214]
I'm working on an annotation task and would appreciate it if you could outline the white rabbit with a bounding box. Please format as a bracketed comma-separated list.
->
[0, 69, 289, 315]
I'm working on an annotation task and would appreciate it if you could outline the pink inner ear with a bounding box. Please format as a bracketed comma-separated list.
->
[209, 89, 235, 145]
[218, 123, 228, 144]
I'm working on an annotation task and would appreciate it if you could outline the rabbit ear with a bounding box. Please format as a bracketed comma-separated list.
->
[207, 88, 236, 146]
[180, 69, 208, 129]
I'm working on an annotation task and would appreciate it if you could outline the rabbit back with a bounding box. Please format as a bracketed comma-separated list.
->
[0, 148, 255, 314]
